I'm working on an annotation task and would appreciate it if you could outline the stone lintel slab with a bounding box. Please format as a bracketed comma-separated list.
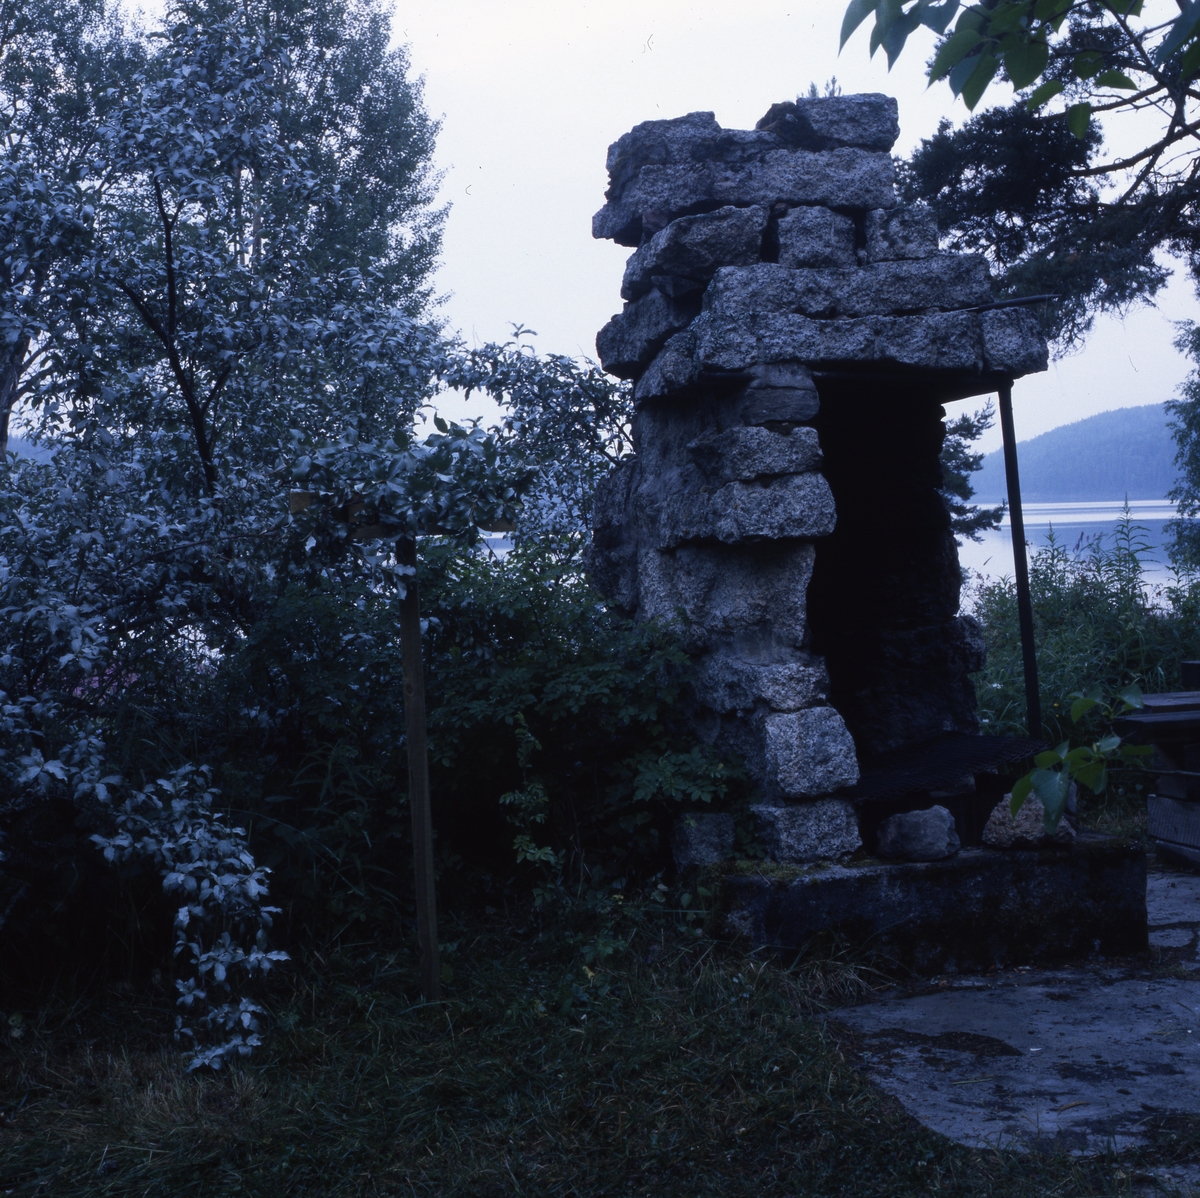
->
[704, 258, 994, 321]
[718, 838, 1147, 971]
[694, 309, 985, 374]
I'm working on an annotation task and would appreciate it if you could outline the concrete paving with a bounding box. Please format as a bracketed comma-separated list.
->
[832, 869, 1200, 1164]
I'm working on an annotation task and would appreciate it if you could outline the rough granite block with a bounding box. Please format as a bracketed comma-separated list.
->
[777, 206, 857, 269]
[877, 805, 961, 861]
[757, 94, 900, 152]
[718, 838, 1147, 971]
[692, 656, 829, 713]
[703, 259, 993, 322]
[752, 798, 862, 862]
[635, 541, 815, 650]
[865, 202, 939, 261]
[693, 309, 984, 373]
[594, 148, 896, 246]
[621, 205, 768, 300]
[983, 795, 1075, 849]
[596, 289, 697, 379]
[981, 307, 1049, 376]
[735, 362, 821, 425]
[634, 330, 700, 402]
[763, 707, 860, 797]
[688, 424, 822, 484]
[659, 470, 837, 547]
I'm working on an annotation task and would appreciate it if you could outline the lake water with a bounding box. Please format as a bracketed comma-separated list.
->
[957, 500, 1180, 586]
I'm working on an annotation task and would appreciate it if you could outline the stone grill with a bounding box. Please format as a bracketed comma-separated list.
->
[587, 94, 1049, 861]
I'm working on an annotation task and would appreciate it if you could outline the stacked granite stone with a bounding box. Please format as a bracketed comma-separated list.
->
[588, 95, 1048, 863]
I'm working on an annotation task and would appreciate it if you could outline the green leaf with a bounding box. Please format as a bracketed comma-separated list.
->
[885, 9, 925, 67]
[930, 26, 984, 82]
[961, 52, 1000, 109]
[1179, 38, 1200, 80]
[1034, 0, 1073, 19]
[1066, 102, 1092, 138]
[1030, 766, 1072, 830]
[1095, 733, 1122, 754]
[1070, 695, 1098, 722]
[918, 0, 961, 35]
[989, 4, 1033, 36]
[1025, 78, 1064, 110]
[841, 0, 880, 48]
[1072, 50, 1105, 79]
[1010, 772, 1033, 815]
[1072, 759, 1107, 793]
[869, 0, 906, 57]
[1094, 69, 1137, 89]
[1003, 36, 1049, 89]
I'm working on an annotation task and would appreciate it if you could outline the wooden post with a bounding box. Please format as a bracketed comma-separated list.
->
[396, 536, 441, 1001]
[997, 382, 1042, 739]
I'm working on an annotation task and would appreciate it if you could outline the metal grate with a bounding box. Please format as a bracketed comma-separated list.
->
[845, 733, 1044, 802]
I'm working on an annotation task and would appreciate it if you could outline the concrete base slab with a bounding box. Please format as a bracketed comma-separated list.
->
[833, 970, 1200, 1154]
[830, 868, 1200, 1158]
[719, 836, 1147, 971]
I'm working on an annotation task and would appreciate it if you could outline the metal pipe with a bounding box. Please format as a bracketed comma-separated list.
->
[997, 383, 1041, 739]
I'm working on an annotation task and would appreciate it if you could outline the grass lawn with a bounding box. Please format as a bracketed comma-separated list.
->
[0, 883, 1179, 1198]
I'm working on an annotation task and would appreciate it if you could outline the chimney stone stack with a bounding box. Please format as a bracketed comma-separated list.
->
[587, 95, 1048, 862]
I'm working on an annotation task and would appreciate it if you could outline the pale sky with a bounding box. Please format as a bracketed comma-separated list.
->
[399, 0, 1200, 453]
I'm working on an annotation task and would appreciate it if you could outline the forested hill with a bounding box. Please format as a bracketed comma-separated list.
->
[970, 403, 1177, 503]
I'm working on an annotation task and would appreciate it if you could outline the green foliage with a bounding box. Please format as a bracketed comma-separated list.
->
[1167, 322, 1200, 570]
[898, 106, 1168, 347]
[845, 2, 1200, 350]
[841, 0, 1174, 117]
[199, 536, 742, 940]
[970, 506, 1200, 744]
[1009, 684, 1152, 832]
[417, 541, 742, 893]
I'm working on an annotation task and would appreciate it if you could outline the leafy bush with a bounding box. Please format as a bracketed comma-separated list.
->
[970, 508, 1200, 745]
[210, 539, 741, 935]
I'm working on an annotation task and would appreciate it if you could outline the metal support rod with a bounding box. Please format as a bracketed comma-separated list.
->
[997, 383, 1042, 739]
[397, 537, 440, 1001]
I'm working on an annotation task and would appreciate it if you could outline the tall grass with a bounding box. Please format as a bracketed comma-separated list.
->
[0, 900, 1157, 1197]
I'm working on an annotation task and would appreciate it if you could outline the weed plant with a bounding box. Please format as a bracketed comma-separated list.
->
[0, 894, 1157, 1197]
